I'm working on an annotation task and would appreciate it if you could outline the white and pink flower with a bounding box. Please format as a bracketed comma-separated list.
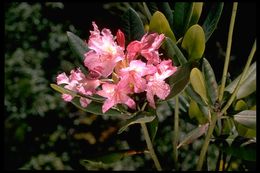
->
[56, 22, 177, 113]
[84, 22, 124, 78]
[56, 68, 100, 107]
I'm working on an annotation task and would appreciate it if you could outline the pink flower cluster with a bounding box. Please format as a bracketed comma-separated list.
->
[57, 22, 177, 113]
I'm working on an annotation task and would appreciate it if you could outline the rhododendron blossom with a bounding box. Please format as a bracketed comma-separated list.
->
[126, 33, 165, 64]
[119, 60, 156, 93]
[84, 22, 124, 78]
[56, 68, 100, 107]
[56, 22, 177, 113]
[97, 81, 136, 113]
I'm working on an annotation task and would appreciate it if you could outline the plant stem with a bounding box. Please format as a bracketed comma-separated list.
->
[173, 96, 179, 170]
[141, 123, 162, 171]
[196, 112, 218, 171]
[220, 39, 256, 115]
[196, 19, 256, 173]
[218, 2, 238, 102]
[215, 150, 222, 171]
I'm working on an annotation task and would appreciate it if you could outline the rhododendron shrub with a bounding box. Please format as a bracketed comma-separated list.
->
[56, 22, 177, 113]
[51, 3, 256, 171]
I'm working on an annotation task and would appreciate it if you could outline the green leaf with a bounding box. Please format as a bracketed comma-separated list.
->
[164, 95, 189, 113]
[190, 68, 208, 104]
[234, 100, 248, 111]
[162, 38, 179, 66]
[188, 100, 209, 125]
[118, 112, 156, 134]
[177, 123, 209, 149]
[234, 121, 256, 138]
[225, 62, 256, 99]
[185, 85, 207, 106]
[172, 2, 194, 38]
[234, 110, 256, 130]
[158, 3, 174, 28]
[83, 150, 144, 165]
[202, 2, 224, 42]
[121, 8, 145, 44]
[166, 63, 191, 100]
[143, 2, 152, 20]
[71, 98, 122, 116]
[50, 83, 77, 97]
[146, 2, 158, 15]
[181, 24, 205, 61]
[222, 118, 234, 135]
[149, 11, 176, 42]
[219, 137, 256, 161]
[147, 115, 158, 142]
[61, 60, 76, 73]
[50, 84, 104, 102]
[189, 3, 203, 27]
[202, 58, 218, 105]
[67, 31, 89, 62]
[163, 37, 187, 66]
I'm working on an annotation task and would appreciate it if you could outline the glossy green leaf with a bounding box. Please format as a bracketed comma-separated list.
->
[234, 121, 256, 138]
[197, 103, 210, 121]
[219, 137, 256, 161]
[222, 118, 234, 135]
[178, 95, 190, 113]
[145, 2, 158, 15]
[181, 24, 205, 61]
[162, 38, 179, 66]
[234, 100, 248, 111]
[185, 85, 207, 106]
[166, 63, 190, 100]
[189, 100, 209, 125]
[71, 97, 122, 116]
[172, 2, 194, 38]
[164, 95, 189, 113]
[163, 37, 187, 66]
[190, 68, 208, 104]
[83, 150, 145, 165]
[118, 112, 156, 134]
[149, 11, 176, 42]
[157, 3, 174, 28]
[225, 62, 256, 99]
[67, 31, 89, 61]
[189, 3, 203, 27]
[50, 83, 77, 97]
[202, 2, 224, 42]
[177, 123, 209, 149]
[202, 58, 218, 105]
[50, 84, 104, 102]
[147, 114, 158, 142]
[143, 2, 152, 20]
[234, 110, 256, 130]
[121, 8, 145, 44]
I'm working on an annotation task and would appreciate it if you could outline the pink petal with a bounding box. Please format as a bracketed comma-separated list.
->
[57, 72, 69, 85]
[70, 68, 84, 81]
[80, 97, 91, 107]
[102, 98, 116, 113]
[97, 83, 116, 99]
[156, 60, 177, 80]
[62, 94, 73, 102]
[122, 95, 136, 109]
[126, 40, 142, 61]
[116, 29, 125, 49]
[146, 89, 156, 109]
[141, 51, 161, 65]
